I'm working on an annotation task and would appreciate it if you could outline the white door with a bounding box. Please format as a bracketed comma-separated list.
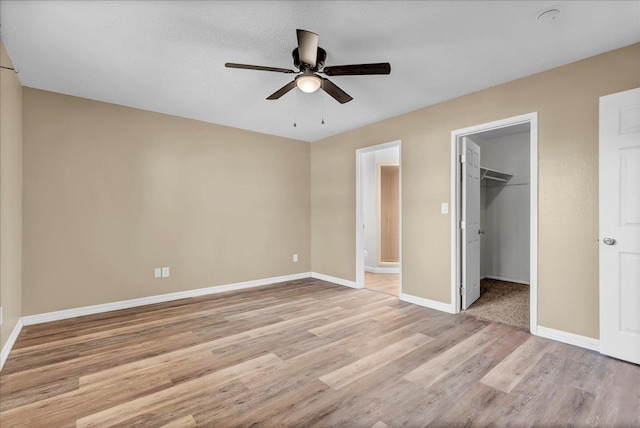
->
[599, 88, 640, 364]
[462, 137, 481, 310]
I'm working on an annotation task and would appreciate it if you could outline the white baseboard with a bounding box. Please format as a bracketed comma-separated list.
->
[399, 292, 456, 314]
[22, 272, 312, 326]
[481, 275, 530, 285]
[364, 266, 400, 274]
[535, 325, 599, 352]
[1, 318, 23, 372]
[311, 272, 360, 289]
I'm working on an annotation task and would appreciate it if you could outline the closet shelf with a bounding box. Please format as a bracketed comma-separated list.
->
[480, 167, 513, 182]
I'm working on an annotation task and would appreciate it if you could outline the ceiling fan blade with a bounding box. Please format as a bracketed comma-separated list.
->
[323, 63, 391, 76]
[266, 80, 297, 100]
[321, 78, 353, 104]
[296, 29, 319, 67]
[225, 63, 296, 74]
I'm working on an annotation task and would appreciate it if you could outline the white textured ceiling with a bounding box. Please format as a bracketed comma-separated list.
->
[1, 1, 639, 142]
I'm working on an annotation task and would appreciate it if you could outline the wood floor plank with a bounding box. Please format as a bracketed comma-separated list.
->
[249, 307, 347, 337]
[311, 325, 514, 427]
[391, 329, 512, 426]
[83, 331, 246, 387]
[239, 335, 360, 392]
[584, 356, 640, 427]
[319, 333, 432, 390]
[224, 296, 319, 321]
[78, 305, 341, 387]
[76, 353, 282, 428]
[473, 352, 566, 426]
[308, 305, 394, 336]
[346, 317, 433, 358]
[403, 323, 500, 388]
[1, 278, 638, 427]
[0, 345, 81, 376]
[537, 359, 596, 427]
[4, 331, 197, 390]
[364, 272, 399, 296]
[0, 376, 79, 412]
[159, 414, 197, 428]
[10, 307, 227, 356]
[479, 334, 551, 392]
[1, 364, 174, 427]
[425, 326, 530, 426]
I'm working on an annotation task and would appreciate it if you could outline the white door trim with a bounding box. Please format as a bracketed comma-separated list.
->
[450, 113, 538, 334]
[356, 140, 402, 293]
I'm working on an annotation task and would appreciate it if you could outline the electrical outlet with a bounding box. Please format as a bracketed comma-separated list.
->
[162, 267, 170, 278]
[441, 203, 449, 214]
[363, 250, 368, 258]
[154, 268, 162, 279]
[293, 254, 298, 263]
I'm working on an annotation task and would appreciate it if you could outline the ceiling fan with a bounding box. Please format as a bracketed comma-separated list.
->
[225, 29, 391, 104]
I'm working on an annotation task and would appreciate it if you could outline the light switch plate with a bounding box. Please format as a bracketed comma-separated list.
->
[441, 203, 449, 214]
[154, 268, 162, 279]
[162, 267, 170, 278]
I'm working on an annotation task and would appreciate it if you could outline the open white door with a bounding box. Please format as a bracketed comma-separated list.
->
[599, 88, 640, 364]
[462, 137, 481, 310]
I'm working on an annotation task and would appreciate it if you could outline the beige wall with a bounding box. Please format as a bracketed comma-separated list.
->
[22, 89, 310, 315]
[0, 39, 23, 351]
[13, 42, 640, 340]
[311, 43, 640, 339]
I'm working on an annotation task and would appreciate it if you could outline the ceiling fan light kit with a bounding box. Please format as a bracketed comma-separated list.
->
[296, 73, 322, 93]
[225, 29, 391, 104]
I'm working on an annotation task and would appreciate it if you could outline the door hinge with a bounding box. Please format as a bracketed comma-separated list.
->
[460, 285, 464, 295]
[460, 220, 465, 229]
[460, 154, 466, 164]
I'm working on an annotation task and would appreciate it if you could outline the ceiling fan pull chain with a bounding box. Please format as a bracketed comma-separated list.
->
[293, 88, 298, 127]
[321, 90, 325, 125]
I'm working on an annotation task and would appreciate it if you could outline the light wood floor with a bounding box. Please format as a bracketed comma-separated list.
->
[1, 278, 639, 427]
[365, 272, 399, 296]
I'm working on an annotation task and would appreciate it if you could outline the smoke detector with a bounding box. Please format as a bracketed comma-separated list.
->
[537, 8, 561, 24]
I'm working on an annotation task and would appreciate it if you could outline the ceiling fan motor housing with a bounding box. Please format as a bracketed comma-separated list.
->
[292, 47, 326, 71]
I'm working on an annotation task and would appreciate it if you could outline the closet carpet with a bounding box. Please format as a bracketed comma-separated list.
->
[464, 279, 529, 331]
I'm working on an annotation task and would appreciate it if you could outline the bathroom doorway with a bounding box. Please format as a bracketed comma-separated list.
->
[356, 141, 401, 296]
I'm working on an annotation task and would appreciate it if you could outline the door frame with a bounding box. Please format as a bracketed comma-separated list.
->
[450, 113, 538, 333]
[356, 140, 402, 291]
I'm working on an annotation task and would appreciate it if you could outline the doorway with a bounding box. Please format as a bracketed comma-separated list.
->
[451, 114, 538, 333]
[356, 141, 402, 296]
